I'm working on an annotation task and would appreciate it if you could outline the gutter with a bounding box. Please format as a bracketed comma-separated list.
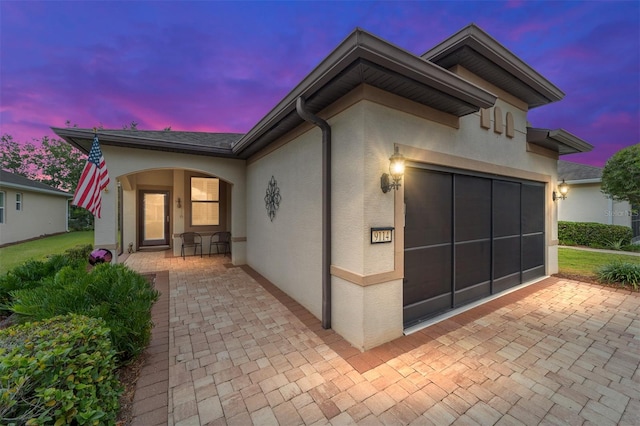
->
[296, 96, 332, 329]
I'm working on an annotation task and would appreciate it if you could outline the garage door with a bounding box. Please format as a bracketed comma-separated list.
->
[403, 166, 545, 327]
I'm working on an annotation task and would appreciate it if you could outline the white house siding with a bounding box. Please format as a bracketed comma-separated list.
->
[558, 182, 632, 227]
[96, 145, 247, 264]
[0, 188, 68, 245]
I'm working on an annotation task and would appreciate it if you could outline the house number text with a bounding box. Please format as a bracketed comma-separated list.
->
[371, 227, 394, 244]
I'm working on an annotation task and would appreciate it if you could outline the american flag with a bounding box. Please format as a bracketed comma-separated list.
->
[72, 134, 110, 218]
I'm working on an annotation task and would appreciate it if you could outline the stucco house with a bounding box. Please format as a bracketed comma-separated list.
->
[557, 160, 638, 238]
[0, 170, 71, 246]
[53, 24, 593, 350]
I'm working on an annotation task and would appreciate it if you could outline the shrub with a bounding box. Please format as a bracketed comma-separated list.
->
[0, 314, 121, 425]
[0, 245, 92, 310]
[597, 262, 640, 290]
[7, 264, 159, 363]
[558, 221, 633, 247]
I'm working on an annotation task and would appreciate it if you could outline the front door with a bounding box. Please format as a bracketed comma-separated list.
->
[139, 191, 170, 247]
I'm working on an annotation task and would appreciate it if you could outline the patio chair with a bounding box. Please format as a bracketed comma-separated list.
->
[209, 231, 231, 257]
[180, 232, 202, 259]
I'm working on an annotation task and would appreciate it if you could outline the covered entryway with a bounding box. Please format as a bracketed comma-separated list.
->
[403, 166, 545, 327]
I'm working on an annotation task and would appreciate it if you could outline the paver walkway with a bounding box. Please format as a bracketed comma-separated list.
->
[125, 251, 640, 425]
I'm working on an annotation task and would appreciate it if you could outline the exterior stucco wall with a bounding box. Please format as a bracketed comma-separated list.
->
[0, 187, 68, 245]
[246, 130, 323, 318]
[97, 145, 247, 264]
[558, 182, 632, 227]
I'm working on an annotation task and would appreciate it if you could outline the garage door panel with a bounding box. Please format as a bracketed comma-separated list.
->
[523, 233, 544, 270]
[404, 293, 451, 327]
[522, 184, 544, 234]
[455, 240, 491, 290]
[403, 246, 452, 307]
[494, 236, 521, 279]
[494, 181, 521, 237]
[404, 168, 452, 248]
[455, 175, 491, 242]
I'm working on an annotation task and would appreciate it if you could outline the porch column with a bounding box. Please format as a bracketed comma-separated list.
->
[94, 186, 118, 262]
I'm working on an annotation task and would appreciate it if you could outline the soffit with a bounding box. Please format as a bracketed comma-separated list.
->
[422, 24, 564, 109]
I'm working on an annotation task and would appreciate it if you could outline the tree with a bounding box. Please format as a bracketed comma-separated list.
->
[601, 144, 640, 206]
[0, 134, 37, 178]
[33, 136, 85, 192]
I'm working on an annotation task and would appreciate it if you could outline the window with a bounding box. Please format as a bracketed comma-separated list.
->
[0, 192, 4, 223]
[16, 193, 22, 211]
[191, 177, 219, 225]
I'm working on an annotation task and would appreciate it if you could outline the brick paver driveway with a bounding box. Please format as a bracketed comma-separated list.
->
[124, 251, 640, 426]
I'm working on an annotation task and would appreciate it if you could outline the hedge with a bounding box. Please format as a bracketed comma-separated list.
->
[0, 314, 122, 425]
[558, 221, 633, 248]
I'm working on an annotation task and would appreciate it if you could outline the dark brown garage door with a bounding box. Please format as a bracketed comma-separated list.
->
[403, 166, 545, 327]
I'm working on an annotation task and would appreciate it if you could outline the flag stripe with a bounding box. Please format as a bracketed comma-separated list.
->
[72, 135, 110, 218]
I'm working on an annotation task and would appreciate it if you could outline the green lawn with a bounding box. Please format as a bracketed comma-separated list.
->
[559, 247, 640, 278]
[0, 231, 94, 275]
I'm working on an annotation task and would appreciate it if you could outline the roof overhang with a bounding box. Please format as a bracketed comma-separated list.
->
[422, 24, 564, 109]
[0, 181, 71, 198]
[51, 128, 239, 158]
[232, 28, 498, 158]
[527, 127, 593, 155]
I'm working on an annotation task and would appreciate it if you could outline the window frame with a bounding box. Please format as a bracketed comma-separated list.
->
[16, 192, 22, 211]
[190, 177, 220, 226]
[0, 191, 4, 223]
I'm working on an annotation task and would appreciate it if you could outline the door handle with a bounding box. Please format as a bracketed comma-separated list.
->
[166, 215, 169, 223]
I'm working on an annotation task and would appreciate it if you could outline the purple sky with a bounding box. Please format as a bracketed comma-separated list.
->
[1, 1, 638, 167]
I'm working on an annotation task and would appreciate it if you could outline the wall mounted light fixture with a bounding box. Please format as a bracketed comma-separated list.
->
[381, 146, 406, 193]
[553, 179, 569, 201]
[176, 197, 182, 208]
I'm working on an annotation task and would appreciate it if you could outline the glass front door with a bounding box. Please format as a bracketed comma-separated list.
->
[139, 191, 170, 246]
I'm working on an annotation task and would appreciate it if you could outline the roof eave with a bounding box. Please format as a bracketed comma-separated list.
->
[51, 127, 237, 158]
[422, 24, 565, 107]
[527, 127, 593, 155]
[0, 181, 71, 197]
[232, 28, 497, 157]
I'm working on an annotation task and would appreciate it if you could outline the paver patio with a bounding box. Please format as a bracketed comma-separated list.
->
[124, 251, 640, 426]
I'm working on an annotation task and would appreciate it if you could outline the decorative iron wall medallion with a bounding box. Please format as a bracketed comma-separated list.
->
[264, 176, 281, 221]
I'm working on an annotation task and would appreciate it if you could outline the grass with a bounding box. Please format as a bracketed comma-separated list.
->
[0, 231, 94, 275]
[558, 247, 640, 279]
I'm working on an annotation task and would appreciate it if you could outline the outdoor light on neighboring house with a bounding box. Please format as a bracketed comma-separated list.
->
[553, 179, 569, 201]
[381, 146, 406, 193]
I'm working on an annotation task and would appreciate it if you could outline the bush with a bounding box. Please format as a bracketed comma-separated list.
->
[558, 221, 633, 248]
[0, 314, 121, 425]
[597, 262, 640, 290]
[0, 245, 93, 310]
[7, 264, 159, 363]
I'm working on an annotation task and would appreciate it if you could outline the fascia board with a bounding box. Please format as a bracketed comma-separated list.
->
[549, 129, 594, 153]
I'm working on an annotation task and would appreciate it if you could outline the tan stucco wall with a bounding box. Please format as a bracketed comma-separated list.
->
[0, 188, 68, 245]
[246, 129, 323, 319]
[96, 145, 247, 264]
[558, 182, 632, 227]
[247, 81, 559, 350]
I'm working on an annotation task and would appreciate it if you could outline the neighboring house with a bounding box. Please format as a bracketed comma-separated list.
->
[54, 24, 593, 350]
[557, 160, 638, 237]
[0, 170, 71, 246]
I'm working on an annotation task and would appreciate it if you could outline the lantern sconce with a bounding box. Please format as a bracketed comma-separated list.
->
[381, 146, 406, 193]
[176, 197, 182, 209]
[553, 179, 569, 201]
